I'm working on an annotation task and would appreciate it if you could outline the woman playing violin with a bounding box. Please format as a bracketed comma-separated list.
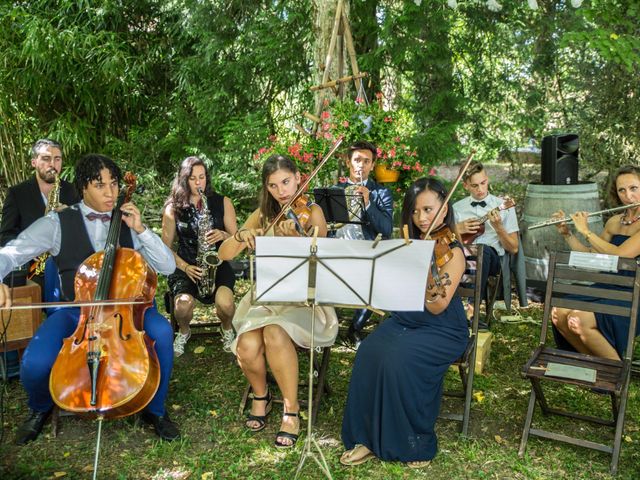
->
[0, 154, 180, 444]
[340, 177, 468, 469]
[552, 165, 640, 360]
[218, 154, 338, 448]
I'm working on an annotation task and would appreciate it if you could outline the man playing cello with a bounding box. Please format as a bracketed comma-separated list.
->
[0, 154, 180, 444]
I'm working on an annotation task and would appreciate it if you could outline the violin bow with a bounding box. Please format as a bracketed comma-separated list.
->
[424, 149, 477, 239]
[264, 136, 344, 235]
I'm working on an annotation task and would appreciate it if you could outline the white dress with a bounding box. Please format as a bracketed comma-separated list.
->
[230, 291, 338, 355]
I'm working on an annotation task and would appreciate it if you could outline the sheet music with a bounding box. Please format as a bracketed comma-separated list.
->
[254, 237, 434, 311]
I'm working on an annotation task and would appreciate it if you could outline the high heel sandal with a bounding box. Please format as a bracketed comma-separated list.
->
[274, 411, 299, 448]
[245, 389, 272, 432]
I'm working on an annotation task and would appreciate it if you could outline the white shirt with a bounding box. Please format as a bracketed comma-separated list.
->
[453, 193, 519, 256]
[0, 201, 176, 280]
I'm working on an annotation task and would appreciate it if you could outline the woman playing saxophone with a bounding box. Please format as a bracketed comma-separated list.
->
[162, 157, 239, 356]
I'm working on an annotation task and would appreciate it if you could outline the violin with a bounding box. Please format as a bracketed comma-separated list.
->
[49, 173, 160, 419]
[422, 225, 457, 301]
[284, 194, 312, 236]
[421, 149, 476, 302]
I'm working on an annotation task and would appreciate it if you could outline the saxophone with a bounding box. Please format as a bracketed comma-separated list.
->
[28, 173, 61, 279]
[196, 188, 222, 297]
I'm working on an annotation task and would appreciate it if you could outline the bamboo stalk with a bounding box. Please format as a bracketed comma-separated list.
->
[304, 112, 322, 124]
[340, 9, 364, 95]
[310, 72, 369, 91]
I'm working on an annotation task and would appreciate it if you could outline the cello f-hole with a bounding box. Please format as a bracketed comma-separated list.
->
[74, 314, 94, 345]
[115, 313, 131, 341]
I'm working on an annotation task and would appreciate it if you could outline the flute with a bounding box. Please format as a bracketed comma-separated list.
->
[527, 202, 640, 230]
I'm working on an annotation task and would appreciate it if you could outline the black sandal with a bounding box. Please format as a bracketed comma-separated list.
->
[245, 389, 272, 432]
[274, 411, 300, 448]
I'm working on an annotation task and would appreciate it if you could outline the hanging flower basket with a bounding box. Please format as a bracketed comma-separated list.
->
[374, 164, 400, 183]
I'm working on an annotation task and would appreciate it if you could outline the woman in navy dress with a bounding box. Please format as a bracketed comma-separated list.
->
[552, 165, 640, 360]
[340, 177, 469, 469]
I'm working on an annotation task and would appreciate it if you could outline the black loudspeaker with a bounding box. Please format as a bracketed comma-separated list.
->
[541, 133, 579, 185]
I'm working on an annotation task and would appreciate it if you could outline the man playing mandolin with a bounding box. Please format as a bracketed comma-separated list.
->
[452, 160, 519, 307]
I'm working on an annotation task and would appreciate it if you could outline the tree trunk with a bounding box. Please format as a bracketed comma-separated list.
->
[312, 0, 350, 115]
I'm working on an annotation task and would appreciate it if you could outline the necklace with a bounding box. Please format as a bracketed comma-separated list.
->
[620, 210, 640, 226]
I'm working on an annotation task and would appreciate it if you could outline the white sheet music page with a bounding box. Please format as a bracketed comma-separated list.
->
[255, 236, 311, 303]
[254, 237, 434, 311]
[568, 251, 619, 272]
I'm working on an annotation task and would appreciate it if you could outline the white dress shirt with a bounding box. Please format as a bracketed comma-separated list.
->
[0, 201, 176, 280]
[452, 193, 519, 256]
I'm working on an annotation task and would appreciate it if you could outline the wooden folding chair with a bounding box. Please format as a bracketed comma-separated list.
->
[462, 244, 500, 327]
[440, 244, 485, 436]
[238, 346, 332, 426]
[518, 251, 640, 475]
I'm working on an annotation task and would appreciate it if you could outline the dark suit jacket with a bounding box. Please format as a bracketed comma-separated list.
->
[0, 176, 79, 246]
[336, 178, 394, 240]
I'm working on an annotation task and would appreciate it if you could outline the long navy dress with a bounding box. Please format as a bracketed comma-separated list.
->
[553, 234, 639, 358]
[341, 246, 469, 462]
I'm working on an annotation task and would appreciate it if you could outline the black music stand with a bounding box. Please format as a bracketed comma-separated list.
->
[313, 187, 365, 229]
[251, 234, 435, 479]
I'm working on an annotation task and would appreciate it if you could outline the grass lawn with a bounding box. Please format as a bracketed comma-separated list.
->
[1, 289, 639, 479]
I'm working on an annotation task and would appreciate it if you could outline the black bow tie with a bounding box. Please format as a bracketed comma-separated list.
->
[471, 201, 487, 208]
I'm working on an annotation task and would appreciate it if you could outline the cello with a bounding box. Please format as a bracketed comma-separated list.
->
[49, 172, 160, 417]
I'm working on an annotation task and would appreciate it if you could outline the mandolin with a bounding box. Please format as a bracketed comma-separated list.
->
[461, 197, 516, 245]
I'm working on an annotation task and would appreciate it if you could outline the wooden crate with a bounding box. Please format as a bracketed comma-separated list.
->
[0, 282, 42, 351]
[474, 331, 493, 374]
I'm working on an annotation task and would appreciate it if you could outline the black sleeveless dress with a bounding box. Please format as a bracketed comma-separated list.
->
[341, 242, 469, 462]
[168, 192, 235, 304]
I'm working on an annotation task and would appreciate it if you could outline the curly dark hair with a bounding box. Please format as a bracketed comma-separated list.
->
[401, 177, 455, 240]
[74, 154, 121, 194]
[165, 156, 212, 211]
[608, 165, 640, 206]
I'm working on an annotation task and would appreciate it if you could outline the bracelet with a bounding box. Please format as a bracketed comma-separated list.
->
[585, 231, 593, 243]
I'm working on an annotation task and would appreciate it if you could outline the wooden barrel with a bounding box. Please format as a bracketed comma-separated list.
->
[521, 182, 604, 283]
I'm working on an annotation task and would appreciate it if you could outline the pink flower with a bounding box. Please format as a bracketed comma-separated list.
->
[392, 160, 402, 168]
[322, 122, 330, 131]
[428, 167, 437, 176]
[355, 97, 364, 104]
[302, 152, 313, 163]
[402, 164, 411, 171]
[321, 111, 331, 120]
[268, 135, 277, 142]
[376, 148, 383, 157]
[342, 120, 350, 127]
[339, 176, 348, 183]
[383, 116, 392, 123]
[389, 148, 396, 158]
[323, 132, 332, 140]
